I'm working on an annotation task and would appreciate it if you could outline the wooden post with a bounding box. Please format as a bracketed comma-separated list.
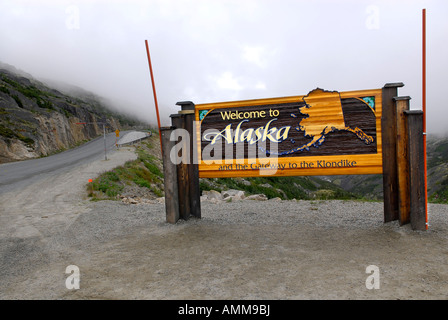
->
[394, 96, 411, 225]
[404, 110, 426, 231]
[382, 83, 404, 223]
[176, 101, 201, 219]
[160, 126, 179, 224]
[170, 113, 191, 220]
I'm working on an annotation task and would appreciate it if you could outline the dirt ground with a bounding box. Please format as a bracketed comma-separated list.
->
[1, 146, 448, 300]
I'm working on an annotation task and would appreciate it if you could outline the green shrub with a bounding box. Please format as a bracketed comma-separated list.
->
[134, 178, 151, 189]
[36, 99, 54, 110]
[11, 95, 23, 108]
[430, 177, 448, 204]
[132, 166, 153, 182]
[0, 86, 9, 94]
[2, 76, 19, 88]
[104, 171, 120, 182]
[143, 160, 162, 178]
[0, 124, 16, 139]
[18, 135, 34, 147]
[92, 171, 123, 198]
[151, 186, 164, 197]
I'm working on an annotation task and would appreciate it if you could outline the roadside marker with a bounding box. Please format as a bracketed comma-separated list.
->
[145, 40, 163, 153]
[422, 8, 428, 229]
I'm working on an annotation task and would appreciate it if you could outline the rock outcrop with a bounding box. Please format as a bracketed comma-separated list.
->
[201, 189, 268, 203]
[0, 63, 136, 163]
[119, 189, 270, 205]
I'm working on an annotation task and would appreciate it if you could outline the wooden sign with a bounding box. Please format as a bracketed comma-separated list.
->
[164, 82, 426, 230]
[195, 88, 383, 178]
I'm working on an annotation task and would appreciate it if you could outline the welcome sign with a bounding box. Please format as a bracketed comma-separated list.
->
[195, 88, 383, 178]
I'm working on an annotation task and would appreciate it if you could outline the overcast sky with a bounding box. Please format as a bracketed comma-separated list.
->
[1, 0, 447, 134]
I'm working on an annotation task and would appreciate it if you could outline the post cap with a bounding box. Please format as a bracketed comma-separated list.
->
[403, 110, 423, 115]
[384, 82, 405, 88]
[393, 96, 412, 101]
[160, 126, 175, 131]
[176, 101, 195, 111]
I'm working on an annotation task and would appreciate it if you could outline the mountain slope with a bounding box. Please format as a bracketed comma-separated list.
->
[0, 62, 144, 163]
[427, 136, 448, 203]
[322, 134, 448, 203]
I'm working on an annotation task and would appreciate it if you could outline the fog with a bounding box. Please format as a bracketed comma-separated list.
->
[1, 0, 447, 135]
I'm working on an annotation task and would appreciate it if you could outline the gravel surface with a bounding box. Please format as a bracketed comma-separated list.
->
[1, 146, 448, 300]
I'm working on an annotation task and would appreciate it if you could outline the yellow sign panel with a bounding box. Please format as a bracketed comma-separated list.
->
[115, 129, 120, 137]
[195, 88, 383, 178]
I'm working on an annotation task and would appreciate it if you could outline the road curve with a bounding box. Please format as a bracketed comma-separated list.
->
[0, 131, 127, 194]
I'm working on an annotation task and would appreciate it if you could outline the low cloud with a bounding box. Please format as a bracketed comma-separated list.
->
[0, 0, 446, 134]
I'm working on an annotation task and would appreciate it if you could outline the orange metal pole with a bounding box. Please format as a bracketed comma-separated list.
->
[145, 40, 163, 152]
[422, 9, 428, 229]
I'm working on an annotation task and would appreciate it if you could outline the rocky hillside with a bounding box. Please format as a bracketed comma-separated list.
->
[322, 134, 448, 203]
[427, 136, 448, 203]
[0, 62, 144, 163]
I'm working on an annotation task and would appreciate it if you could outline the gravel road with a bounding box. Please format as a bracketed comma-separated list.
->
[1, 145, 448, 300]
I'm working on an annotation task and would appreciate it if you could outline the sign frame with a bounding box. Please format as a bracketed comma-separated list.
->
[194, 88, 383, 178]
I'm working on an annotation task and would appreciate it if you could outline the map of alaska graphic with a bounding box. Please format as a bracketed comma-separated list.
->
[270, 88, 374, 156]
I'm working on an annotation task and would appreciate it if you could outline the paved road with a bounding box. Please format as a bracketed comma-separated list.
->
[117, 131, 151, 146]
[0, 132, 127, 194]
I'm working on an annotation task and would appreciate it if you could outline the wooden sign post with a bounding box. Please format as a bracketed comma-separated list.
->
[162, 84, 427, 230]
[176, 101, 201, 219]
[170, 113, 191, 221]
[405, 110, 426, 230]
[395, 96, 411, 225]
[381, 83, 404, 223]
[160, 126, 179, 224]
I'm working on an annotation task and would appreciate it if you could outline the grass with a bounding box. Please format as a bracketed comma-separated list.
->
[11, 95, 24, 108]
[0, 124, 16, 139]
[92, 171, 123, 198]
[429, 176, 448, 204]
[88, 138, 164, 200]
[2, 75, 55, 111]
[0, 85, 10, 94]
[0, 124, 35, 147]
